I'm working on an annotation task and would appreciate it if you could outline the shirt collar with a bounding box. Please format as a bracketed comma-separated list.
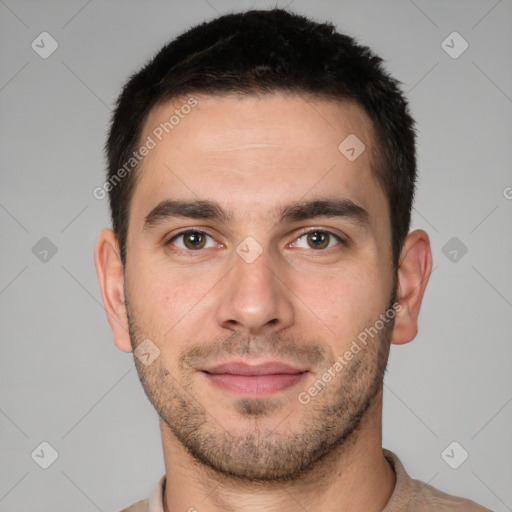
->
[148, 474, 166, 512]
[149, 449, 408, 512]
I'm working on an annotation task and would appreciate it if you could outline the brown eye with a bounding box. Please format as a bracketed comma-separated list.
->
[307, 231, 330, 249]
[290, 230, 342, 251]
[183, 232, 206, 249]
[168, 230, 214, 251]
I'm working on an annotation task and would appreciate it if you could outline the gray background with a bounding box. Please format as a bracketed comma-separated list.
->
[1, 0, 511, 510]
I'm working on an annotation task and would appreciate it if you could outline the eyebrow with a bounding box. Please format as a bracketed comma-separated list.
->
[143, 197, 371, 231]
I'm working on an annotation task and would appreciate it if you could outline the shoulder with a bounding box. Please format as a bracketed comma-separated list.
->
[383, 449, 492, 512]
[409, 477, 493, 511]
[119, 499, 149, 512]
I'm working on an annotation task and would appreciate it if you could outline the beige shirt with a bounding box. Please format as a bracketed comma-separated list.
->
[120, 449, 491, 511]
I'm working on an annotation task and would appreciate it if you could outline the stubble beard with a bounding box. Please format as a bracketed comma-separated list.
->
[126, 296, 395, 483]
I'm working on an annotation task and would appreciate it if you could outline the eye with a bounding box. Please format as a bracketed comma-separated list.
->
[290, 229, 343, 250]
[167, 230, 217, 251]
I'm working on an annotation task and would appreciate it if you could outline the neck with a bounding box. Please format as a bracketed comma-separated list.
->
[160, 391, 395, 512]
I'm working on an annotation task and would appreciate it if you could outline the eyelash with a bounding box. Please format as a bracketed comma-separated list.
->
[165, 228, 345, 254]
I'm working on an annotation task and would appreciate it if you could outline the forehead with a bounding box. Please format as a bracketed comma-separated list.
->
[132, 93, 386, 225]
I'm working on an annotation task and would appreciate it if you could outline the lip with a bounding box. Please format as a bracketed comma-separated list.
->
[203, 360, 307, 376]
[201, 360, 308, 397]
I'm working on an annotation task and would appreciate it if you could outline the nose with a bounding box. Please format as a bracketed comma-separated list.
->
[214, 245, 295, 336]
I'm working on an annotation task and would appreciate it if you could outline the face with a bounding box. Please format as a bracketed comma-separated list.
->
[123, 93, 397, 481]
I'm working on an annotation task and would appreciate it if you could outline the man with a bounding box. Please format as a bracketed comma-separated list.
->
[94, 8, 490, 512]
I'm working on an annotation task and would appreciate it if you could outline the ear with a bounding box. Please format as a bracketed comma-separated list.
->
[391, 229, 432, 345]
[94, 228, 133, 353]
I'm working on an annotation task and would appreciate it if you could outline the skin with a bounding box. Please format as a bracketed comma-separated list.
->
[95, 93, 432, 512]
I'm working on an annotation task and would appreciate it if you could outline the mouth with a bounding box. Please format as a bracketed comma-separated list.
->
[201, 360, 309, 397]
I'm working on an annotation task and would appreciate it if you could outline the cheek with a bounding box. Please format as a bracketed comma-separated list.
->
[127, 263, 176, 330]
[127, 258, 218, 334]
[312, 265, 387, 343]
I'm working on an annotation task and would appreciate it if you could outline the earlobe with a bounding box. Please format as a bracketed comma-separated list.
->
[94, 228, 133, 353]
[391, 229, 433, 346]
